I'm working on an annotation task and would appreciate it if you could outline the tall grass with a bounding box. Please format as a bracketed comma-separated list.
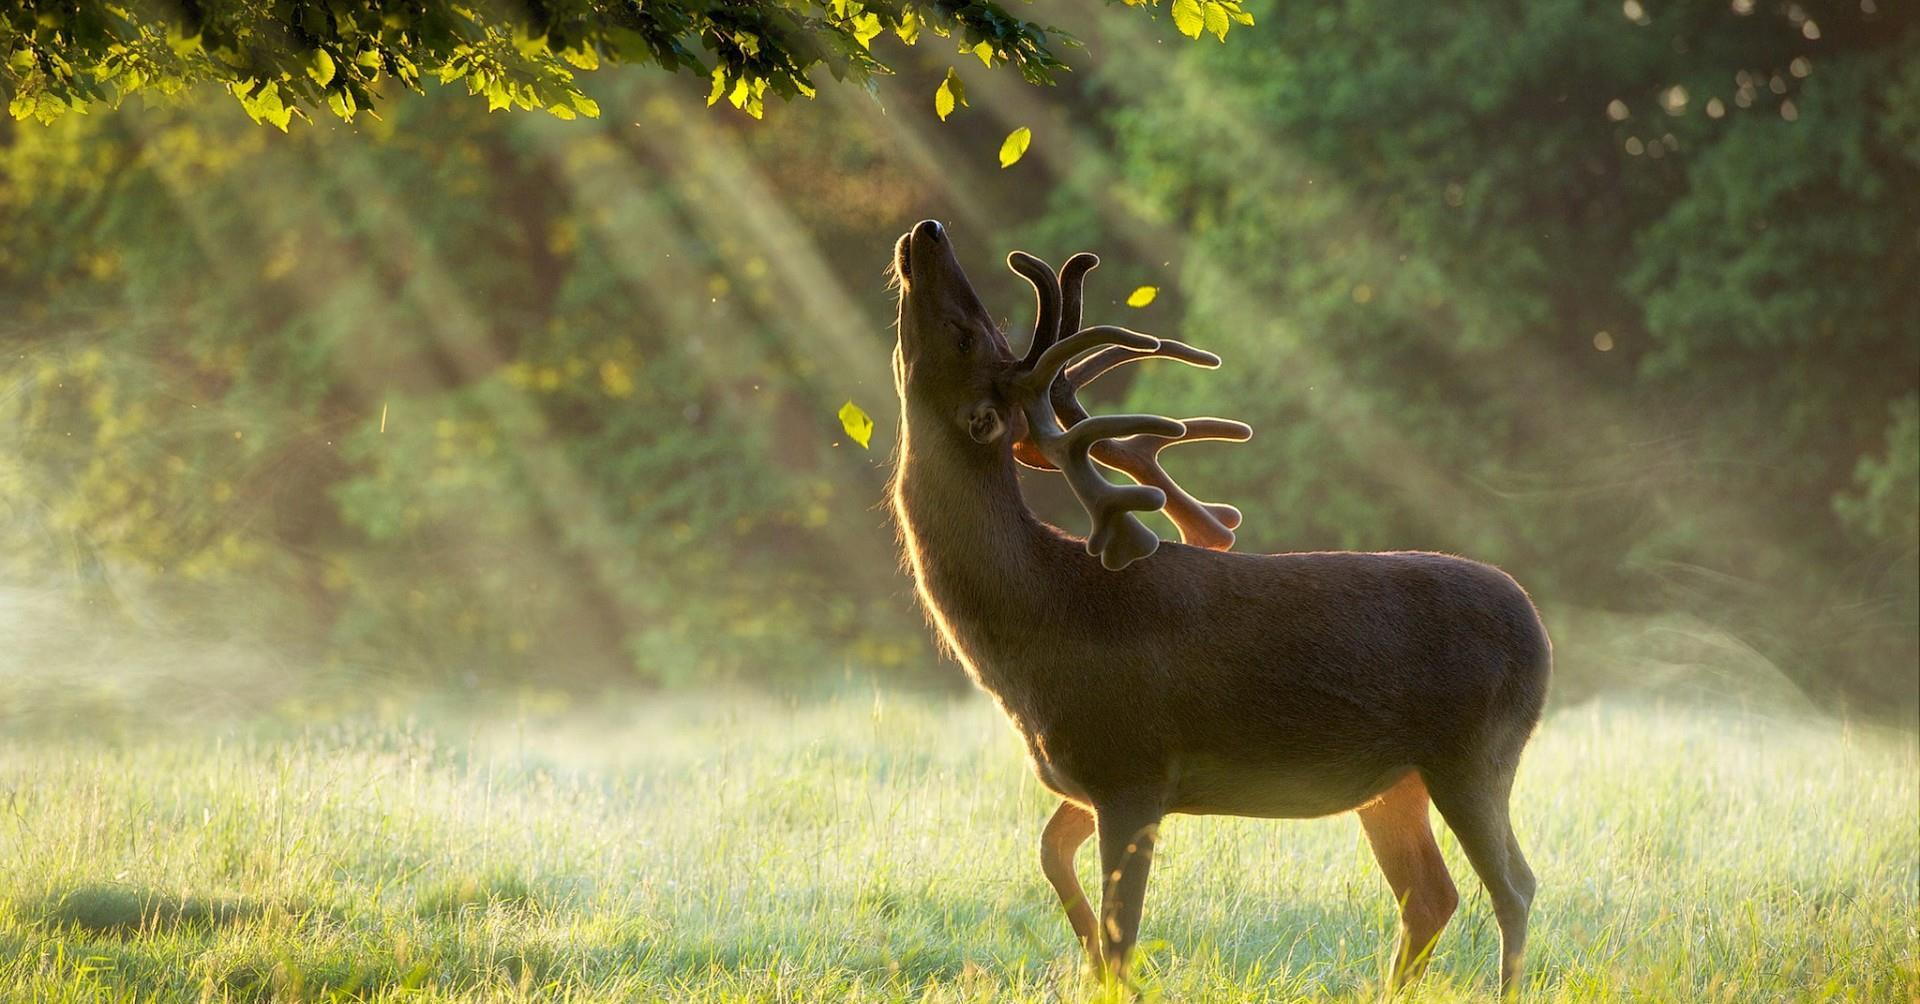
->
[1, 693, 1913, 1002]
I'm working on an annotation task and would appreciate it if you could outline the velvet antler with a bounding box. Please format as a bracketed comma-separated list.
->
[1005, 251, 1253, 568]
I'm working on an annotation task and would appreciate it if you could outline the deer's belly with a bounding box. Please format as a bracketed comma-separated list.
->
[1169, 758, 1411, 819]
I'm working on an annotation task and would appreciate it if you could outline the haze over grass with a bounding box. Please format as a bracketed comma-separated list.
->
[1, 693, 1912, 1002]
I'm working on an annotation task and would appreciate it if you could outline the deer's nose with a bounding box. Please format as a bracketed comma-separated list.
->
[913, 219, 945, 243]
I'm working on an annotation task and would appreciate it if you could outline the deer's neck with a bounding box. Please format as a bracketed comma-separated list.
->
[890, 406, 1056, 679]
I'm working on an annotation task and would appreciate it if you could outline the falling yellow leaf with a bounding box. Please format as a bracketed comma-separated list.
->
[999, 126, 1032, 168]
[838, 399, 874, 449]
[935, 68, 966, 121]
[1126, 286, 1159, 308]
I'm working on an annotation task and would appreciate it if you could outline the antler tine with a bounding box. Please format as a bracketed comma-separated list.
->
[1041, 252, 1105, 430]
[1057, 252, 1099, 340]
[1066, 339, 1221, 388]
[1008, 254, 1143, 472]
[1089, 417, 1253, 550]
[1063, 413, 1188, 448]
[1019, 325, 1160, 396]
[1008, 251, 1061, 369]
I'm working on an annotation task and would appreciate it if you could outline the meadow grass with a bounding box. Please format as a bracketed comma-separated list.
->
[0, 691, 1913, 1002]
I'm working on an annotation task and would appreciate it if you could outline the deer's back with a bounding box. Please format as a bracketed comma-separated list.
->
[981, 544, 1551, 816]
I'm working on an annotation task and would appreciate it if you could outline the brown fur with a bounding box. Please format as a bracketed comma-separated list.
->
[886, 221, 1550, 994]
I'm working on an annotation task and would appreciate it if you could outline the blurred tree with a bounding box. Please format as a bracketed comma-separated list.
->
[1075, 0, 1917, 717]
[2, 0, 1913, 718]
[1, 0, 1249, 127]
[0, 80, 929, 686]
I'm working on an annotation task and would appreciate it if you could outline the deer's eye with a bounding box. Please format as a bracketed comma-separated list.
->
[956, 331, 975, 356]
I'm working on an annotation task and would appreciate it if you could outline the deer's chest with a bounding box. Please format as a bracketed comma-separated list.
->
[1019, 725, 1095, 803]
[992, 693, 1177, 806]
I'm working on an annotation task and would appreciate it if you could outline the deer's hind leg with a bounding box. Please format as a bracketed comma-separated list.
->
[1426, 766, 1535, 998]
[1040, 800, 1100, 968]
[1358, 771, 1458, 990]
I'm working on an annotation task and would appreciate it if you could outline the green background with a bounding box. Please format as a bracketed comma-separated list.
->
[2, 0, 1913, 719]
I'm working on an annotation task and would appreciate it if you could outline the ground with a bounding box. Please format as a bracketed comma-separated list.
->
[0, 692, 1913, 1002]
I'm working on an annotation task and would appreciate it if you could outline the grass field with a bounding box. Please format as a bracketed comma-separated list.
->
[1, 692, 1913, 1002]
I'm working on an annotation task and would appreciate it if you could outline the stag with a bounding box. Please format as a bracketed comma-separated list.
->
[886, 220, 1551, 995]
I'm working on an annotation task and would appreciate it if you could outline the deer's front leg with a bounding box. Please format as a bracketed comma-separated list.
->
[1094, 798, 1163, 982]
[1041, 800, 1100, 968]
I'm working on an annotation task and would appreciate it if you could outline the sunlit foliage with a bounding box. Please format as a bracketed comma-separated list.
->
[0, 0, 1251, 126]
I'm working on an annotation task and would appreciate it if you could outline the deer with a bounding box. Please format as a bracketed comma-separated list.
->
[885, 220, 1552, 996]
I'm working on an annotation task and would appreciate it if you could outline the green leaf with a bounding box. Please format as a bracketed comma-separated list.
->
[838, 400, 875, 449]
[1172, 0, 1205, 38]
[935, 68, 966, 121]
[32, 94, 68, 126]
[326, 88, 355, 120]
[851, 12, 884, 49]
[741, 77, 768, 119]
[1203, 1, 1230, 40]
[894, 9, 921, 44]
[307, 48, 336, 86]
[239, 81, 296, 130]
[1126, 286, 1158, 307]
[998, 126, 1031, 168]
[4, 0, 1099, 124]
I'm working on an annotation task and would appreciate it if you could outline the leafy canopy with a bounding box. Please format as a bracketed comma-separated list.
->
[2, 0, 1252, 127]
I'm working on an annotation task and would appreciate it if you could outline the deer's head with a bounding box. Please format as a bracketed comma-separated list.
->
[891, 220, 1252, 571]
[891, 219, 1018, 442]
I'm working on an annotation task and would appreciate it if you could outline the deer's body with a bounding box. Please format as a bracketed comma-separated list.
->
[887, 220, 1549, 995]
[895, 423, 1549, 820]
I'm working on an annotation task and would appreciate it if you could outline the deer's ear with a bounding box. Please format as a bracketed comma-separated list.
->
[964, 401, 1007, 444]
